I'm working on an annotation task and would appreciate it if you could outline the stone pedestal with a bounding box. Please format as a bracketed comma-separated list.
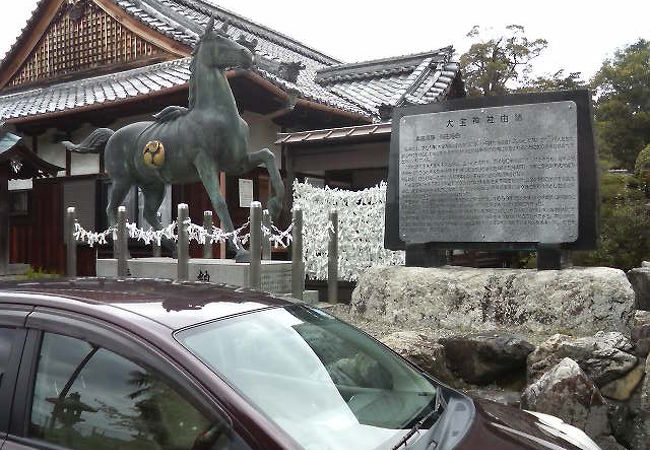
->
[0, 263, 30, 278]
[97, 258, 292, 294]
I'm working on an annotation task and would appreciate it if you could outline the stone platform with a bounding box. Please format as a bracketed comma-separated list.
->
[97, 258, 292, 294]
[0, 263, 30, 279]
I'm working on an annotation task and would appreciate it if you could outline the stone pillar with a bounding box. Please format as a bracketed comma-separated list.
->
[328, 210, 338, 304]
[249, 201, 262, 290]
[291, 208, 304, 300]
[203, 210, 213, 259]
[66, 207, 77, 277]
[262, 209, 272, 260]
[152, 212, 162, 257]
[0, 175, 8, 274]
[177, 203, 189, 281]
[117, 206, 128, 278]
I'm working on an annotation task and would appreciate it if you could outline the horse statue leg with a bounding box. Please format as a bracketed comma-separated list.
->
[193, 153, 250, 262]
[243, 148, 285, 220]
[141, 183, 176, 256]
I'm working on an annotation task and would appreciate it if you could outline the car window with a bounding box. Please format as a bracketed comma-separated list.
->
[0, 327, 17, 389]
[28, 332, 249, 450]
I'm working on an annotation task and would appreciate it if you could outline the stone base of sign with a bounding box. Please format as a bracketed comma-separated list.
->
[97, 258, 292, 294]
[352, 266, 636, 337]
[0, 263, 30, 277]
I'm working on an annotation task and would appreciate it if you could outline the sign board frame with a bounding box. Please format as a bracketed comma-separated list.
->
[385, 90, 599, 251]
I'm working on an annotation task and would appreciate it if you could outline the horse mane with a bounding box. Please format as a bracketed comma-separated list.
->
[188, 43, 200, 110]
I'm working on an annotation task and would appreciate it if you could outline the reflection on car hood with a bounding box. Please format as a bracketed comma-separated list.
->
[460, 400, 601, 450]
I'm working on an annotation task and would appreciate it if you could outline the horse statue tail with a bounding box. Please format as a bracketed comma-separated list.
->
[62, 128, 114, 153]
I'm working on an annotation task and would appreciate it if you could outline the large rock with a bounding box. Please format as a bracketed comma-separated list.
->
[439, 333, 534, 385]
[627, 267, 650, 310]
[608, 370, 649, 450]
[528, 332, 637, 387]
[521, 358, 610, 439]
[642, 357, 650, 414]
[633, 311, 650, 358]
[352, 267, 635, 336]
[379, 331, 456, 385]
[600, 363, 646, 401]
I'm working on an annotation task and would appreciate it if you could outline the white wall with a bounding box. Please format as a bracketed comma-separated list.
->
[243, 111, 282, 170]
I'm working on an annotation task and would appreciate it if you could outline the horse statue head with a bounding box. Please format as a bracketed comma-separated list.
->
[194, 18, 254, 70]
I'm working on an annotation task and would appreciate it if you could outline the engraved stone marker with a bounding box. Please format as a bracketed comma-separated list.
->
[398, 102, 578, 244]
[385, 91, 600, 266]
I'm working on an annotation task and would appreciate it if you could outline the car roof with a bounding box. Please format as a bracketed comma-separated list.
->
[0, 277, 296, 330]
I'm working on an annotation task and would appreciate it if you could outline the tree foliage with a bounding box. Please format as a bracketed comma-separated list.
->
[573, 173, 650, 271]
[517, 70, 585, 93]
[460, 25, 548, 96]
[591, 39, 650, 169]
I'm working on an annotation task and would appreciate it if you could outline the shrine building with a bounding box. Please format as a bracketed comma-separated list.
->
[0, 0, 464, 275]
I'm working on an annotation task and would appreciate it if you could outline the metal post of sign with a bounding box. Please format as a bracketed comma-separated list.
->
[328, 210, 338, 304]
[291, 208, 304, 300]
[262, 209, 272, 260]
[153, 211, 162, 257]
[117, 206, 128, 278]
[177, 203, 189, 281]
[203, 210, 213, 259]
[249, 202, 262, 290]
[66, 207, 77, 277]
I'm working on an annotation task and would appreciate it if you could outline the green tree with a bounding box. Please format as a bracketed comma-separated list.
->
[573, 172, 650, 270]
[591, 39, 650, 169]
[460, 25, 548, 96]
[517, 70, 585, 93]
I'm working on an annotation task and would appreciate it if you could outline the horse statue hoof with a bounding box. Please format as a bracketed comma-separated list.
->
[235, 249, 250, 263]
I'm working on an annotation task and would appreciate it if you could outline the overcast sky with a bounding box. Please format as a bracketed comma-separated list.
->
[1, 0, 648, 82]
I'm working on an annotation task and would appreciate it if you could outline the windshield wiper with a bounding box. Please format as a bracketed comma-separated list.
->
[390, 393, 446, 450]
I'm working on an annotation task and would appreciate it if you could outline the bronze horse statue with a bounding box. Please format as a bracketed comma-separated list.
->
[63, 18, 284, 261]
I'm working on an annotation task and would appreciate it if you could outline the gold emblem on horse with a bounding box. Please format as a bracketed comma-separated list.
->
[143, 141, 165, 168]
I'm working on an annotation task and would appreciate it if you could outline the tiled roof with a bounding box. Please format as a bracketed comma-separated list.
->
[0, 0, 462, 122]
[275, 122, 392, 146]
[0, 58, 191, 120]
[316, 48, 461, 119]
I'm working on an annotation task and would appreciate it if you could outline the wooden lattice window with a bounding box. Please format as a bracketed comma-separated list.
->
[8, 0, 169, 87]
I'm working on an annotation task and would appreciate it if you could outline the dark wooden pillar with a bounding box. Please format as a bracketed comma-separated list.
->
[0, 172, 9, 274]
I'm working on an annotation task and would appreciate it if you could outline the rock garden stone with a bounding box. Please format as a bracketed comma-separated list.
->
[631, 323, 650, 357]
[627, 267, 650, 310]
[439, 333, 534, 385]
[352, 266, 635, 337]
[528, 332, 638, 387]
[379, 331, 456, 384]
[595, 435, 627, 450]
[608, 382, 649, 450]
[521, 357, 610, 439]
[600, 362, 646, 401]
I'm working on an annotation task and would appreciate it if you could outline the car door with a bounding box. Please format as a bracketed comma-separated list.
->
[5, 307, 255, 450]
[0, 304, 30, 450]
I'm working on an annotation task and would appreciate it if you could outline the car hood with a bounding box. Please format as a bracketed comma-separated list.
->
[454, 399, 600, 450]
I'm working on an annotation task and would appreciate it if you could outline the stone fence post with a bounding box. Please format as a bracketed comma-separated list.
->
[262, 209, 272, 260]
[328, 210, 338, 304]
[249, 201, 262, 290]
[291, 208, 304, 300]
[203, 210, 213, 259]
[177, 203, 189, 281]
[66, 207, 77, 277]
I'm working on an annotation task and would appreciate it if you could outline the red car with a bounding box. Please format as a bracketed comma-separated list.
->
[0, 278, 600, 450]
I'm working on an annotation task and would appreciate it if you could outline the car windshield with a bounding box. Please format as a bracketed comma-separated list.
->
[176, 305, 438, 450]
